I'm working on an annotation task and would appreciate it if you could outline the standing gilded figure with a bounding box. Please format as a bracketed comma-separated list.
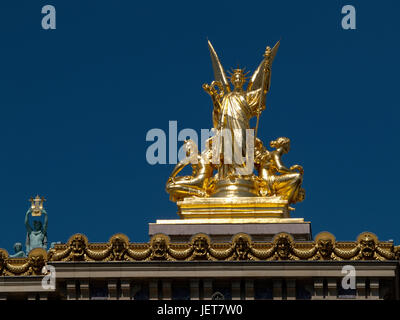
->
[203, 40, 279, 178]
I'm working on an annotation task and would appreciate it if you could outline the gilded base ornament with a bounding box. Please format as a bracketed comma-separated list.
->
[2, 231, 398, 276]
[176, 195, 292, 219]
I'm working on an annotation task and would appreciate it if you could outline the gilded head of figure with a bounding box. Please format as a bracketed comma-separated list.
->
[270, 137, 290, 154]
[232, 233, 251, 260]
[110, 234, 129, 259]
[273, 233, 293, 259]
[28, 248, 47, 274]
[150, 234, 169, 259]
[68, 234, 88, 260]
[191, 234, 210, 257]
[358, 233, 377, 259]
[254, 138, 268, 164]
[184, 139, 198, 159]
[315, 232, 336, 259]
[230, 69, 246, 90]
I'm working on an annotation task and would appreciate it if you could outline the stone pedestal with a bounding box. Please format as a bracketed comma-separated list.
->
[149, 218, 311, 242]
[150, 195, 311, 242]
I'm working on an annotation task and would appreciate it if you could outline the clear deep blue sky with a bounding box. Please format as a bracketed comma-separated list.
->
[0, 0, 399, 251]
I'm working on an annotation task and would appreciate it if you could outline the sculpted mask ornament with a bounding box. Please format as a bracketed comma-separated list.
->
[318, 239, 333, 258]
[276, 238, 290, 259]
[272, 233, 294, 260]
[358, 233, 377, 259]
[109, 234, 129, 260]
[191, 234, 210, 258]
[68, 234, 88, 261]
[150, 234, 170, 260]
[314, 232, 336, 260]
[27, 248, 47, 275]
[232, 233, 251, 260]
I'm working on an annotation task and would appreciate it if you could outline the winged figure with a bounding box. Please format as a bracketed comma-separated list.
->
[202, 40, 280, 179]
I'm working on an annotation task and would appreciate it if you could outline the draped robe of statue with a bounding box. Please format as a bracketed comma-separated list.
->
[205, 40, 280, 180]
[213, 89, 262, 178]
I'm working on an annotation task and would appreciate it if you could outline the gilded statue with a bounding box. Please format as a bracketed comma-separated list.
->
[166, 139, 214, 202]
[255, 137, 305, 203]
[165, 40, 306, 211]
[202, 40, 279, 179]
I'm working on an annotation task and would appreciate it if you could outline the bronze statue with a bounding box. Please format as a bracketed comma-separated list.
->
[9, 242, 26, 258]
[25, 208, 48, 254]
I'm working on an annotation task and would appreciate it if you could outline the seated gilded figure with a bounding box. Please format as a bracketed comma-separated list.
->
[166, 139, 215, 202]
[255, 137, 305, 204]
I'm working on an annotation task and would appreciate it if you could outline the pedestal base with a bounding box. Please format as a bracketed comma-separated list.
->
[152, 196, 311, 242]
[177, 196, 292, 219]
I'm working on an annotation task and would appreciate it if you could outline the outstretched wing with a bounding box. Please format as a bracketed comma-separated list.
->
[208, 40, 231, 93]
[247, 40, 280, 92]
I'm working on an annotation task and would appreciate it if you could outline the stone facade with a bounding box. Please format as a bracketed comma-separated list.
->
[0, 260, 398, 300]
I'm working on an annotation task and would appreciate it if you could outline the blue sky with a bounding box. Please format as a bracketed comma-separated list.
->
[0, 0, 399, 252]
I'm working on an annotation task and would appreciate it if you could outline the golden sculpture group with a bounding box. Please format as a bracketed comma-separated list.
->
[1, 231, 399, 276]
[166, 41, 305, 215]
[1, 41, 399, 279]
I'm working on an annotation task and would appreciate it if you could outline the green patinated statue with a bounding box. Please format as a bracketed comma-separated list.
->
[9, 242, 26, 258]
[25, 208, 48, 254]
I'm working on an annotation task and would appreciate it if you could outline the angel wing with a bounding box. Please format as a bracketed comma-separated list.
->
[247, 40, 280, 92]
[207, 40, 231, 93]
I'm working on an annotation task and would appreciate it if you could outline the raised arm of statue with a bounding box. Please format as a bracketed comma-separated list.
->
[246, 41, 280, 118]
[25, 209, 32, 233]
[42, 209, 48, 233]
[203, 81, 223, 128]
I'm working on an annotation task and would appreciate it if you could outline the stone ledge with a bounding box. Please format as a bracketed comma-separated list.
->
[149, 220, 312, 242]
